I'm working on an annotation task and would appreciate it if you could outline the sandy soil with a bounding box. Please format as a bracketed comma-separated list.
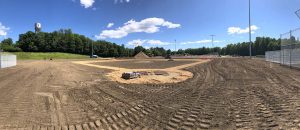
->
[0, 58, 300, 130]
[74, 59, 210, 84]
[92, 59, 198, 69]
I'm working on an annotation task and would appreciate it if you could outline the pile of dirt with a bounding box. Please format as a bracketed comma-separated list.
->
[134, 51, 149, 59]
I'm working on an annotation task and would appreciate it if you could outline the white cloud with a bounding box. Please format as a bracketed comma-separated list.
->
[228, 25, 259, 35]
[80, 0, 95, 8]
[114, 0, 130, 3]
[127, 39, 171, 47]
[95, 29, 127, 39]
[107, 23, 114, 28]
[127, 39, 147, 47]
[162, 21, 181, 29]
[0, 23, 9, 37]
[127, 39, 223, 47]
[96, 17, 181, 39]
[147, 40, 171, 45]
[181, 40, 223, 45]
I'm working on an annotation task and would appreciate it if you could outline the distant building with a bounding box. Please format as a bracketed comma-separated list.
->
[134, 51, 149, 59]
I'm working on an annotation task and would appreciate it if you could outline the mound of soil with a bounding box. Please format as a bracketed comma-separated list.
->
[134, 52, 149, 59]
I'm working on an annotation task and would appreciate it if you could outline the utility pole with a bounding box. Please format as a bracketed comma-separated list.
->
[249, 0, 252, 58]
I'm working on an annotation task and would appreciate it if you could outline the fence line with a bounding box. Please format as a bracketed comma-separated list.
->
[266, 28, 300, 68]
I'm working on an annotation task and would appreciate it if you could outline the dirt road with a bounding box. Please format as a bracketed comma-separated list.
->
[1, 58, 300, 129]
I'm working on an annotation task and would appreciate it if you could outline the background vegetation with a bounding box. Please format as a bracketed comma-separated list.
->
[11, 52, 88, 60]
[0, 29, 283, 58]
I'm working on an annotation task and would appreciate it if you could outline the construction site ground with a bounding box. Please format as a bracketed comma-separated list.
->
[74, 59, 210, 84]
[0, 58, 300, 130]
[92, 59, 198, 69]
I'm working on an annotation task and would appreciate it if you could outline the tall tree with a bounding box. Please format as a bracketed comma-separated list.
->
[133, 46, 146, 56]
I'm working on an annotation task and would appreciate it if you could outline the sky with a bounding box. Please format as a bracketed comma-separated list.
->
[0, 0, 300, 50]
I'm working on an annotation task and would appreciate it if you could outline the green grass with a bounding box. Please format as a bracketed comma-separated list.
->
[10, 52, 89, 60]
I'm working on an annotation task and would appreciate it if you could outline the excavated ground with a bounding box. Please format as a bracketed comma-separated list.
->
[0, 58, 300, 130]
[75, 59, 210, 84]
[92, 59, 198, 69]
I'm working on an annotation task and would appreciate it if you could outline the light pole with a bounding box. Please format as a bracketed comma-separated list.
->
[174, 39, 177, 55]
[210, 35, 215, 48]
[210, 35, 215, 54]
[91, 35, 94, 57]
[249, 0, 252, 58]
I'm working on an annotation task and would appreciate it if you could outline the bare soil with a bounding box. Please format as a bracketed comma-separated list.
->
[1, 58, 300, 130]
[75, 59, 209, 84]
[92, 59, 198, 69]
[0, 60, 111, 128]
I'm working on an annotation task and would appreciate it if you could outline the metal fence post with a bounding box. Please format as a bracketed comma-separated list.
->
[280, 34, 282, 65]
[289, 30, 292, 68]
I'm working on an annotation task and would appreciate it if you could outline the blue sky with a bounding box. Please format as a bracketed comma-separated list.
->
[0, 0, 300, 50]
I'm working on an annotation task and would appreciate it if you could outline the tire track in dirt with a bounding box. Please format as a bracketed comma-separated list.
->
[2, 58, 300, 129]
[234, 59, 300, 129]
[0, 61, 109, 129]
[164, 60, 231, 129]
[0, 66, 45, 128]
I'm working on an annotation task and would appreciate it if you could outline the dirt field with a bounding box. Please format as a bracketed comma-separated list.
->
[1, 58, 300, 130]
[0, 60, 111, 128]
[75, 59, 210, 84]
[92, 59, 198, 69]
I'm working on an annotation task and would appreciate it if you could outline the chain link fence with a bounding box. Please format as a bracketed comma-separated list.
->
[265, 50, 281, 63]
[265, 28, 300, 68]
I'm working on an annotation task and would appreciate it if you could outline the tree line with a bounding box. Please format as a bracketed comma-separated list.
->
[0, 29, 282, 57]
[222, 37, 281, 56]
[0, 29, 174, 57]
[0, 38, 22, 52]
[135, 37, 281, 56]
[0, 29, 132, 57]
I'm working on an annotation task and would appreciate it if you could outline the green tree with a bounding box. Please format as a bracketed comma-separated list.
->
[1, 38, 13, 46]
[133, 46, 146, 56]
[1, 38, 22, 52]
